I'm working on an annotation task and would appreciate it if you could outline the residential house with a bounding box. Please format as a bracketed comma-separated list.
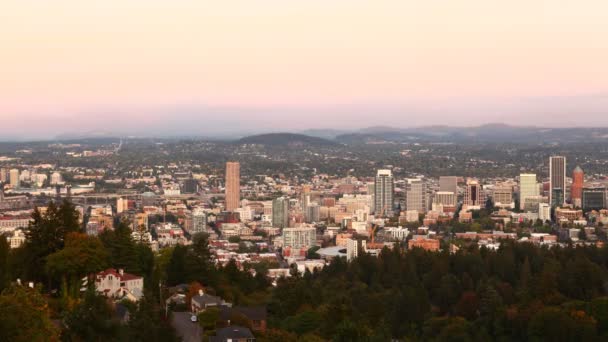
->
[209, 326, 255, 342]
[94, 268, 144, 301]
[191, 290, 231, 314]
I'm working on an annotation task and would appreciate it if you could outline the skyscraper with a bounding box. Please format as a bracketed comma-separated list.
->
[225, 161, 240, 211]
[433, 191, 456, 207]
[464, 179, 485, 209]
[374, 169, 394, 217]
[582, 187, 606, 210]
[519, 173, 539, 211]
[272, 197, 289, 228]
[405, 178, 426, 213]
[305, 203, 320, 223]
[439, 176, 458, 194]
[549, 156, 566, 207]
[0, 168, 7, 183]
[571, 166, 584, 207]
[9, 169, 19, 188]
[492, 184, 514, 208]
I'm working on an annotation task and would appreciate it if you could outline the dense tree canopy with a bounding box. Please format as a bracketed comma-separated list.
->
[0, 285, 60, 342]
[267, 242, 608, 341]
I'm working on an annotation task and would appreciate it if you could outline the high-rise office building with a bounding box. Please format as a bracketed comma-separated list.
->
[571, 166, 584, 207]
[549, 156, 566, 207]
[464, 179, 485, 208]
[405, 178, 426, 213]
[439, 176, 458, 194]
[519, 173, 539, 211]
[374, 169, 394, 217]
[305, 203, 320, 223]
[9, 169, 19, 188]
[582, 187, 606, 210]
[492, 184, 514, 208]
[181, 178, 199, 194]
[433, 191, 456, 207]
[272, 197, 289, 228]
[0, 168, 7, 183]
[225, 161, 240, 211]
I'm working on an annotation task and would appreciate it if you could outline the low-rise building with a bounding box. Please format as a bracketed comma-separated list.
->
[94, 268, 144, 301]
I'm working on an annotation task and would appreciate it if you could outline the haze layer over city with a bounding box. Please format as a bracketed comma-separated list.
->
[2, 1, 608, 342]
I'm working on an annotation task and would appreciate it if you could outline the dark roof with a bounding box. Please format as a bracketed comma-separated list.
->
[209, 326, 254, 342]
[220, 306, 267, 321]
[191, 293, 224, 306]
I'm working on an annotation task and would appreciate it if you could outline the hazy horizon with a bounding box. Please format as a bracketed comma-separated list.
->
[2, 1, 608, 139]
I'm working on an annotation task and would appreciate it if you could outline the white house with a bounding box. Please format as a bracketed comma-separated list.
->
[94, 268, 144, 301]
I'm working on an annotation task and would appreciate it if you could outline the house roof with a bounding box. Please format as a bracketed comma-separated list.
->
[210, 326, 254, 342]
[96, 268, 142, 282]
[191, 293, 224, 306]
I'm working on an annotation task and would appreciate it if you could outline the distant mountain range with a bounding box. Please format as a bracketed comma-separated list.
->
[38, 124, 608, 145]
[237, 133, 338, 147]
[300, 124, 608, 144]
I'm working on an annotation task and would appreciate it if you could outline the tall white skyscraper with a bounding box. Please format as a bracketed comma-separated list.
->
[519, 173, 539, 211]
[374, 169, 394, 217]
[549, 156, 566, 207]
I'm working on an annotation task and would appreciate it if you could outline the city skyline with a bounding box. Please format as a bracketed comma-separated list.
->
[2, 1, 608, 138]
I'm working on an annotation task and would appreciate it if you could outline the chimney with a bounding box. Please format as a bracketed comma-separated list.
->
[118, 269, 124, 276]
[198, 289, 204, 296]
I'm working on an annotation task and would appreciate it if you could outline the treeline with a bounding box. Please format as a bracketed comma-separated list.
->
[266, 242, 608, 341]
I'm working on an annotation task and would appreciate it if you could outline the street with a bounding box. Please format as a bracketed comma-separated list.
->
[171, 312, 202, 342]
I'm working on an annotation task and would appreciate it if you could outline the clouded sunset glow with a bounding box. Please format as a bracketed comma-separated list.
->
[2, 0, 608, 138]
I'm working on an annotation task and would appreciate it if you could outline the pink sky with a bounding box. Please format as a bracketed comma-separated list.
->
[2, 1, 608, 137]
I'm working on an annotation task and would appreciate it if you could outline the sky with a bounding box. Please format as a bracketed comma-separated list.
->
[2, 0, 608, 139]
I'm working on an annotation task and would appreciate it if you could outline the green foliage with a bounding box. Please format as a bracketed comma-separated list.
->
[22, 201, 82, 282]
[126, 292, 180, 342]
[0, 285, 60, 342]
[197, 307, 220, 330]
[268, 242, 608, 340]
[63, 286, 121, 341]
[528, 307, 597, 342]
[0, 238, 9, 292]
[99, 219, 139, 273]
[46, 232, 108, 299]
[228, 236, 241, 243]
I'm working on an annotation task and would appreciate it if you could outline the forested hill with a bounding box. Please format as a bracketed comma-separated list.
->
[268, 242, 608, 341]
[237, 133, 338, 147]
